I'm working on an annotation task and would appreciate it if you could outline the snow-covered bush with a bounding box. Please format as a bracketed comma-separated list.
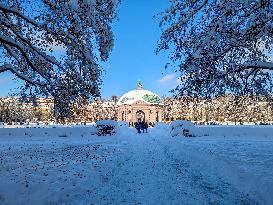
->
[169, 120, 196, 137]
[96, 120, 118, 136]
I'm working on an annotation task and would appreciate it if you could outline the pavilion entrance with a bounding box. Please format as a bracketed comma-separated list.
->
[136, 110, 145, 122]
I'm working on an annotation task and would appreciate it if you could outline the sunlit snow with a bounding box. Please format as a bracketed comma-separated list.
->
[0, 124, 273, 204]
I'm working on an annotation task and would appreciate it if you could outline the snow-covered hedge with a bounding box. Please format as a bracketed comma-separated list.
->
[169, 120, 197, 137]
[96, 120, 118, 136]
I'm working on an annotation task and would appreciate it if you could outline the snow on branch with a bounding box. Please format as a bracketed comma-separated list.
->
[243, 61, 273, 70]
[158, 0, 273, 97]
[0, 3, 41, 27]
[0, 0, 118, 106]
[0, 64, 47, 86]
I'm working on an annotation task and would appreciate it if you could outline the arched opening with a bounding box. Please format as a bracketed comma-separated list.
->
[136, 110, 145, 122]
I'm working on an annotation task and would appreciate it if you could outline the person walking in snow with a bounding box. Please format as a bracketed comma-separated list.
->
[139, 121, 148, 133]
[134, 121, 141, 133]
[144, 122, 148, 133]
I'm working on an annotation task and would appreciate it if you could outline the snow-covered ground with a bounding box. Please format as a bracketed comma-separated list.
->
[0, 125, 273, 204]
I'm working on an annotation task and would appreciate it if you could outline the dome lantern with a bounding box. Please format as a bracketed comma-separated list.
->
[137, 80, 143, 90]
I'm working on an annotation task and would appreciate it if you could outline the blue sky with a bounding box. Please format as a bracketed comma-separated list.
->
[0, 0, 178, 98]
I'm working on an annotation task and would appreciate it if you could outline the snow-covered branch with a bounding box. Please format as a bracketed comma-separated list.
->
[0, 64, 46, 86]
[0, 0, 118, 112]
[159, 0, 273, 97]
[243, 61, 273, 70]
[0, 3, 41, 27]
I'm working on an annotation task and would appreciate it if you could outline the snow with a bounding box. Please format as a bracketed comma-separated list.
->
[178, 136, 273, 204]
[0, 126, 97, 139]
[154, 122, 169, 130]
[96, 120, 118, 127]
[117, 121, 129, 127]
[0, 124, 273, 204]
[197, 125, 273, 138]
[117, 89, 161, 105]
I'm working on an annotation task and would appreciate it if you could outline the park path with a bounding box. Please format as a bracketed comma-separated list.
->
[90, 132, 257, 205]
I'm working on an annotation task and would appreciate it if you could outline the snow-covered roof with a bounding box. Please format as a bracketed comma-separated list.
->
[117, 89, 162, 105]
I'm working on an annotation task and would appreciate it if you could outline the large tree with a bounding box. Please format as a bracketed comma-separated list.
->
[158, 0, 273, 97]
[0, 0, 118, 111]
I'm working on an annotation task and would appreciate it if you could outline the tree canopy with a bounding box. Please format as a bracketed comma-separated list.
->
[0, 0, 118, 101]
[158, 0, 273, 97]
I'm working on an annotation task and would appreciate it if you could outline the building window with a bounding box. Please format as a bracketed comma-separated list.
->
[122, 111, 125, 121]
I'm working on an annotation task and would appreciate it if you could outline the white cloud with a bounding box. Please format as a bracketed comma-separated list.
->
[157, 73, 177, 85]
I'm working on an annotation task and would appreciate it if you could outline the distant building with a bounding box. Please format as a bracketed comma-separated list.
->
[0, 97, 54, 123]
[117, 81, 163, 125]
[1, 84, 273, 125]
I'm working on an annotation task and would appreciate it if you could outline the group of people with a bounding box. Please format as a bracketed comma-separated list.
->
[134, 120, 148, 133]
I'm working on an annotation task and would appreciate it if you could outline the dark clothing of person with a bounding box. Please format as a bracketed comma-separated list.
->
[134, 122, 141, 133]
[138, 121, 148, 133]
